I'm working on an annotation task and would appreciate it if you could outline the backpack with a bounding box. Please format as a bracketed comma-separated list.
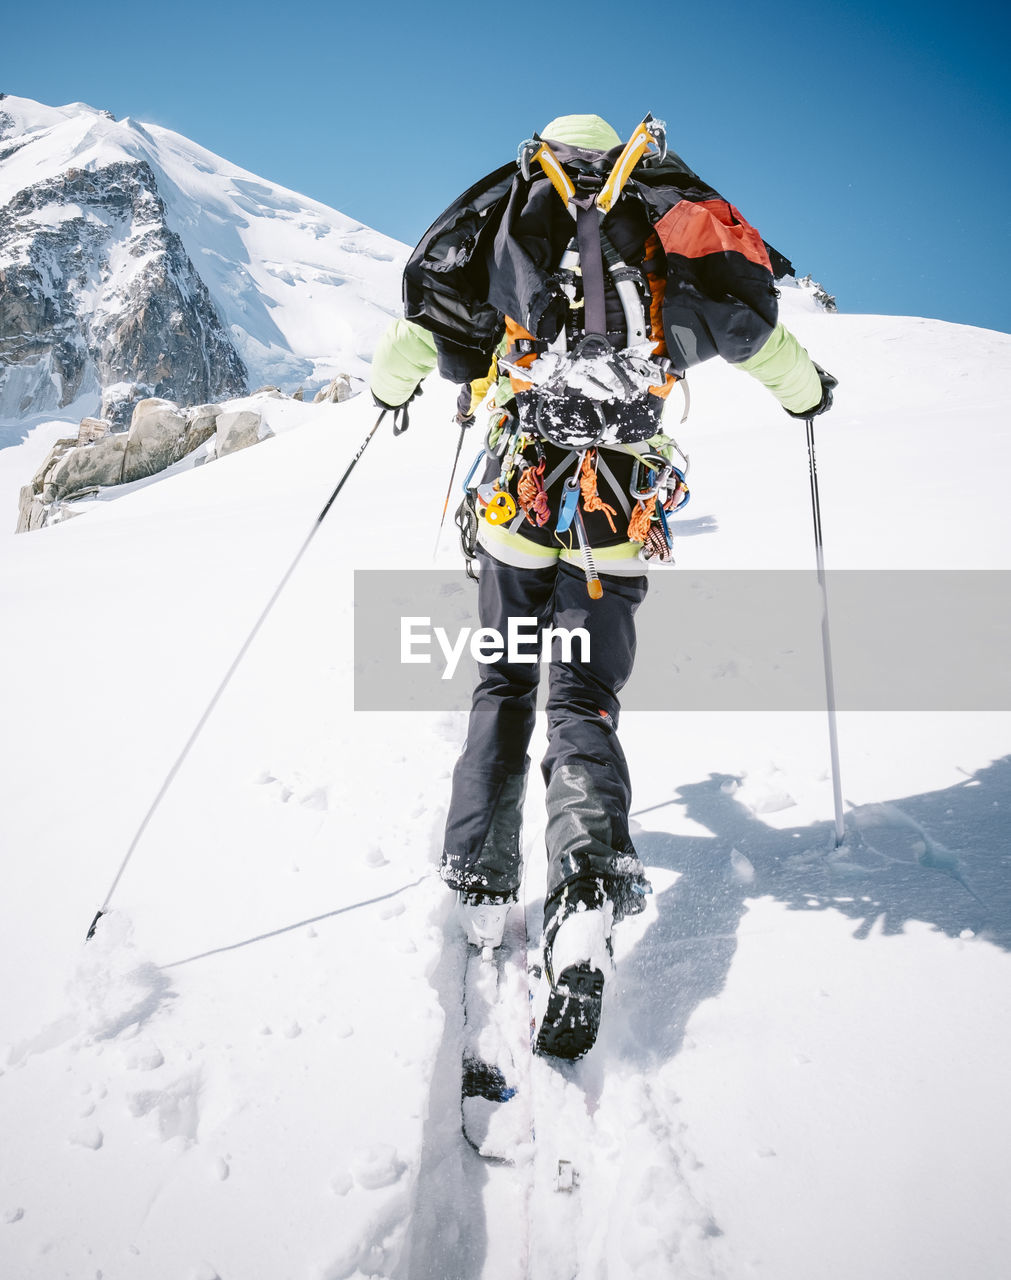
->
[403, 114, 789, 433]
[496, 120, 674, 447]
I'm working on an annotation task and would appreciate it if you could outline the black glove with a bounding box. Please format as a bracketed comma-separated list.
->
[372, 384, 422, 434]
[786, 363, 837, 420]
[455, 385, 476, 428]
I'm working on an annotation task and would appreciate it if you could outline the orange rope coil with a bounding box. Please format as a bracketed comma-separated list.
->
[579, 450, 618, 534]
[517, 458, 551, 527]
[627, 495, 656, 543]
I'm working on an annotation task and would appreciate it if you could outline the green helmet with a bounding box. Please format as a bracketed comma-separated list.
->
[539, 114, 622, 150]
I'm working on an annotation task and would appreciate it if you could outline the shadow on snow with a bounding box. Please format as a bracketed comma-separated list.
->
[613, 753, 1011, 1067]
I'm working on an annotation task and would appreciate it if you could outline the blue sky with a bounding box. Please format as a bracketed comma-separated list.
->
[3, 0, 1009, 333]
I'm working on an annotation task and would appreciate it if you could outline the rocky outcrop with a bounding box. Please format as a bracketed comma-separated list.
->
[313, 374, 353, 404]
[0, 150, 248, 424]
[18, 434, 125, 532]
[16, 396, 236, 532]
[796, 275, 838, 312]
[215, 409, 272, 457]
[122, 397, 225, 478]
[14, 381, 315, 531]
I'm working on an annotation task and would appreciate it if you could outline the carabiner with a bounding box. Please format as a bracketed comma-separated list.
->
[462, 449, 485, 493]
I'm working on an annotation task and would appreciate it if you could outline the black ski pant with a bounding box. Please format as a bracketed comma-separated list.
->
[442, 550, 649, 928]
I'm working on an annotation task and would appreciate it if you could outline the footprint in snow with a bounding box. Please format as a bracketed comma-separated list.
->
[127, 1072, 202, 1144]
[123, 1041, 165, 1071]
[68, 1123, 103, 1151]
[351, 1143, 406, 1190]
[253, 769, 330, 810]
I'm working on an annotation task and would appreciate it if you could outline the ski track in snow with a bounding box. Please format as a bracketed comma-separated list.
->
[1, 236, 1011, 1274]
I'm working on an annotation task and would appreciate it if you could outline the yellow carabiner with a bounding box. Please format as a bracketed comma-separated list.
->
[483, 491, 518, 525]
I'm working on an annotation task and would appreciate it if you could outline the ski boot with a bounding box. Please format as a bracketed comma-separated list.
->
[535, 887, 615, 1060]
[458, 891, 512, 961]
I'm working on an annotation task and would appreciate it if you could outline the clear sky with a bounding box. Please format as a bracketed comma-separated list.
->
[3, 0, 1009, 333]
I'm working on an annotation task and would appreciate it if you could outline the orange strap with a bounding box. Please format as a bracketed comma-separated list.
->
[579, 451, 617, 534]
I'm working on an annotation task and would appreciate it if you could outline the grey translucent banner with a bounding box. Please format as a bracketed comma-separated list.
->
[353, 569, 1011, 711]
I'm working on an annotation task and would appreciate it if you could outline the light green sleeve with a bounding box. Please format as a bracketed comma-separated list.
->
[369, 318, 439, 407]
[735, 321, 823, 414]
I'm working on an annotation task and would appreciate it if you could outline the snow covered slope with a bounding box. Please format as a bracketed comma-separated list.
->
[1, 246, 1010, 1278]
[0, 95, 405, 420]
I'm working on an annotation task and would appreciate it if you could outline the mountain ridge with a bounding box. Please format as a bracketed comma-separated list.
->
[0, 94, 405, 424]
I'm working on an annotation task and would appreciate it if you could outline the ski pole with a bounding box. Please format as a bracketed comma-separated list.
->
[85, 409, 389, 941]
[805, 416, 845, 847]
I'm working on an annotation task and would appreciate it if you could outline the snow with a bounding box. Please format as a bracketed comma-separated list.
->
[2, 130, 1011, 1276]
[548, 904, 615, 979]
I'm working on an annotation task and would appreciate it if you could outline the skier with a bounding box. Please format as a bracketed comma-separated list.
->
[369, 113, 836, 1059]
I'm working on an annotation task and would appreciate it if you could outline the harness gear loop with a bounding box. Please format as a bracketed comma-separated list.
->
[579, 450, 618, 533]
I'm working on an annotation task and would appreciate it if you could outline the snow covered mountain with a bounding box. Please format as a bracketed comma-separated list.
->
[1, 102, 1010, 1279]
[0, 95, 405, 425]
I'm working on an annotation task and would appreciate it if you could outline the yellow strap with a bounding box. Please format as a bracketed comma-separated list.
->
[596, 119, 654, 213]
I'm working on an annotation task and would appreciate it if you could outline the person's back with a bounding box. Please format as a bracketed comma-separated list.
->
[369, 113, 836, 1059]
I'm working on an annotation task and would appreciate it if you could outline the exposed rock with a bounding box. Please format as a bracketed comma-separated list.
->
[293, 386, 304, 402]
[16, 430, 129, 530]
[0, 157, 248, 423]
[121, 398, 189, 480]
[14, 398, 229, 531]
[251, 385, 285, 399]
[101, 382, 153, 430]
[796, 274, 838, 312]
[49, 434, 130, 495]
[216, 409, 272, 458]
[184, 403, 222, 455]
[77, 418, 111, 445]
[313, 375, 353, 404]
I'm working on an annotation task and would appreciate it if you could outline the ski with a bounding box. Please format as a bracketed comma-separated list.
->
[460, 908, 533, 1163]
